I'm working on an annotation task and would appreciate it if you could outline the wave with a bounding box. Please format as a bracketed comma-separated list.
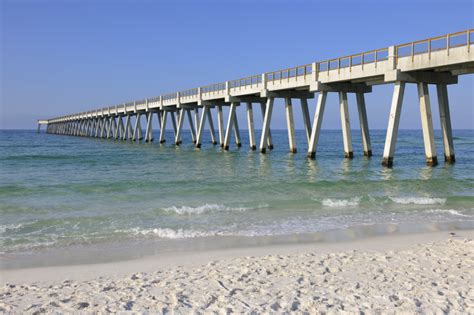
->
[126, 227, 220, 239]
[426, 209, 474, 217]
[162, 203, 266, 215]
[321, 197, 361, 208]
[390, 197, 446, 205]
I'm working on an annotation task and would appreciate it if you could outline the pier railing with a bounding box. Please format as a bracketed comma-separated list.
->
[49, 29, 473, 121]
[396, 29, 473, 61]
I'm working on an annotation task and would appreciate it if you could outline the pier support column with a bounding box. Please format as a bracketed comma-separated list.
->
[356, 93, 372, 157]
[417, 82, 438, 166]
[159, 110, 168, 144]
[217, 105, 225, 147]
[308, 91, 328, 159]
[196, 106, 210, 148]
[223, 102, 238, 150]
[145, 112, 154, 142]
[116, 116, 124, 140]
[436, 84, 455, 163]
[207, 109, 217, 145]
[307, 91, 328, 158]
[106, 117, 113, 139]
[94, 119, 100, 137]
[100, 118, 107, 138]
[123, 115, 130, 140]
[259, 97, 274, 153]
[132, 114, 142, 141]
[382, 82, 405, 167]
[170, 111, 181, 144]
[156, 111, 162, 130]
[194, 108, 200, 139]
[260, 101, 274, 150]
[175, 109, 185, 145]
[246, 102, 256, 150]
[285, 98, 297, 153]
[233, 111, 242, 148]
[186, 109, 196, 144]
[300, 98, 312, 145]
[339, 92, 353, 158]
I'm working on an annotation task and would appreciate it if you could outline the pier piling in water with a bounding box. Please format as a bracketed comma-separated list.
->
[41, 29, 471, 166]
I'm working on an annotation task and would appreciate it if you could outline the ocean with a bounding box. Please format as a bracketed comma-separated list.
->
[1, 129, 473, 267]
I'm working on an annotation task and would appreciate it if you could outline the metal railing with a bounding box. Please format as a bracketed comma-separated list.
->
[201, 82, 226, 93]
[396, 29, 473, 61]
[229, 74, 262, 88]
[317, 48, 389, 72]
[180, 88, 199, 97]
[266, 64, 312, 82]
[48, 29, 473, 122]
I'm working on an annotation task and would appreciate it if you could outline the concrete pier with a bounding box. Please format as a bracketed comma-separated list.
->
[436, 84, 455, 162]
[40, 29, 473, 166]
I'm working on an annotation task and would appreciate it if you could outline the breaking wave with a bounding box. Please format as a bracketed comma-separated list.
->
[162, 203, 266, 215]
[390, 197, 446, 205]
[321, 197, 361, 208]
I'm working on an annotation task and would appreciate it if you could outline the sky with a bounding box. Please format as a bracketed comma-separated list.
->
[1, 0, 473, 130]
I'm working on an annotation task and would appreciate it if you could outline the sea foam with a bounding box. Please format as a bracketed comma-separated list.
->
[162, 203, 265, 215]
[426, 209, 473, 217]
[390, 197, 446, 205]
[321, 197, 361, 208]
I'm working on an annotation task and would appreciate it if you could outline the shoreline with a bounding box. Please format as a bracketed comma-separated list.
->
[2, 228, 472, 284]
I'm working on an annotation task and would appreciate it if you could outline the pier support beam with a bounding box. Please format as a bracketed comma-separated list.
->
[356, 93, 372, 157]
[285, 98, 297, 153]
[145, 112, 154, 142]
[132, 114, 143, 141]
[217, 105, 225, 147]
[116, 116, 124, 140]
[196, 106, 209, 148]
[186, 109, 196, 144]
[417, 82, 438, 166]
[170, 111, 181, 144]
[207, 109, 217, 145]
[159, 111, 168, 144]
[233, 112, 242, 148]
[339, 92, 353, 158]
[123, 115, 131, 140]
[307, 91, 328, 158]
[194, 108, 200, 140]
[223, 102, 238, 150]
[382, 82, 405, 167]
[436, 84, 455, 163]
[300, 98, 312, 145]
[175, 109, 185, 145]
[260, 101, 274, 150]
[99, 118, 106, 138]
[246, 102, 256, 150]
[259, 97, 274, 153]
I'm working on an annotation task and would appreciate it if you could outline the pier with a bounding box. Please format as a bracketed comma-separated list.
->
[39, 30, 473, 167]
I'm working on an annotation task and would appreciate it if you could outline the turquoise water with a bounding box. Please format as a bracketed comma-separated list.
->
[1, 129, 473, 255]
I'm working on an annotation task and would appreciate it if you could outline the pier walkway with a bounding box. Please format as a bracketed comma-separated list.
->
[39, 30, 474, 166]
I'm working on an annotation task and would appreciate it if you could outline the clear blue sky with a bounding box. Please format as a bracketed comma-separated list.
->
[1, 0, 473, 130]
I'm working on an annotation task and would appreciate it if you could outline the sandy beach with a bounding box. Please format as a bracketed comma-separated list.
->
[1, 230, 473, 313]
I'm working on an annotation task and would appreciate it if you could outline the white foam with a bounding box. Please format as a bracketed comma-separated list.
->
[390, 197, 446, 205]
[162, 203, 265, 215]
[426, 209, 473, 217]
[128, 227, 219, 239]
[321, 197, 361, 208]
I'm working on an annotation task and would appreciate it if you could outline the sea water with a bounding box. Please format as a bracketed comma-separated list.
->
[1, 129, 473, 265]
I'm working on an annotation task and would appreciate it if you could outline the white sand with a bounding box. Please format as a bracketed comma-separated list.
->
[1, 230, 473, 313]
